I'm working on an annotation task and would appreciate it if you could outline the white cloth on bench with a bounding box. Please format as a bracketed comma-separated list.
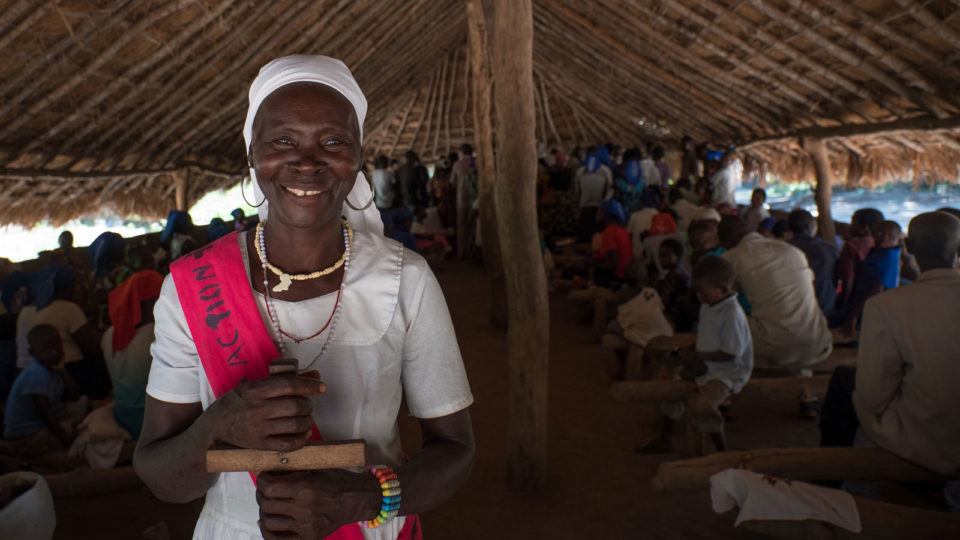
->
[68, 403, 130, 469]
[616, 287, 673, 347]
[710, 469, 861, 532]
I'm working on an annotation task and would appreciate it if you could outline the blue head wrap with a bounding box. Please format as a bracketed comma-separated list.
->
[596, 146, 612, 168]
[1, 271, 32, 312]
[623, 159, 643, 187]
[207, 218, 231, 242]
[160, 210, 190, 245]
[600, 199, 627, 225]
[759, 216, 777, 232]
[31, 265, 76, 310]
[90, 232, 126, 278]
[585, 149, 600, 174]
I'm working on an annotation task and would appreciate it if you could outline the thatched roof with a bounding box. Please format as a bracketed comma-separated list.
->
[1, 0, 959, 225]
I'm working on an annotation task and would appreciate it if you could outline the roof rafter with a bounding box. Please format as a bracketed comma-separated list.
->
[537, 2, 764, 138]
[14, 0, 234, 160]
[55, 2, 273, 167]
[748, 0, 947, 118]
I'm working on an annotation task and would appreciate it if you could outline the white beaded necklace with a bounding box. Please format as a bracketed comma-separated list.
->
[255, 218, 349, 293]
[257, 219, 351, 371]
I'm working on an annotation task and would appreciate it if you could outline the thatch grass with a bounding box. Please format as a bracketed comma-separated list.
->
[743, 132, 960, 187]
[0, 0, 959, 225]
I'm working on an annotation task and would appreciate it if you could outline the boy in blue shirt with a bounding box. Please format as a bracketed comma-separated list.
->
[842, 220, 902, 337]
[3, 324, 80, 457]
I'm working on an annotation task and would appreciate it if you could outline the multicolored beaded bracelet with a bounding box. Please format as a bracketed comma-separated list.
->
[363, 465, 402, 529]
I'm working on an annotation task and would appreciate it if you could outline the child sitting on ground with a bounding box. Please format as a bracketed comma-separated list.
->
[841, 220, 903, 337]
[2, 324, 83, 464]
[637, 256, 753, 454]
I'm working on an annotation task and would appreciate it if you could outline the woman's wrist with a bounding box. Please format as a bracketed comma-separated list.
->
[359, 469, 385, 521]
[199, 398, 229, 447]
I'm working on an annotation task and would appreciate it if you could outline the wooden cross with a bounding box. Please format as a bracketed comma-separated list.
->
[205, 360, 366, 474]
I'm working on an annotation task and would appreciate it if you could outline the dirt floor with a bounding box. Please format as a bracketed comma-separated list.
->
[53, 260, 824, 539]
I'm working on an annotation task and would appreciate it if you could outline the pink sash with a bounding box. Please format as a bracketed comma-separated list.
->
[171, 232, 422, 540]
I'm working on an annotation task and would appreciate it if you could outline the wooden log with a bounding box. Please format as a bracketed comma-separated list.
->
[742, 115, 960, 150]
[623, 345, 647, 381]
[803, 137, 837, 243]
[646, 334, 696, 354]
[539, 76, 562, 148]
[741, 496, 960, 540]
[386, 90, 419, 156]
[610, 376, 831, 403]
[600, 333, 628, 351]
[206, 441, 366, 474]
[492, 0, 549, 493]
[45, 466, 143, 498]
[611, 379, 694, 402]
[652, 447, 945, 491]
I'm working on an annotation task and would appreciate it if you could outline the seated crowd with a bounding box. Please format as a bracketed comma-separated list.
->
[0, 208, 253, 472]
[538, 139, 959, 509]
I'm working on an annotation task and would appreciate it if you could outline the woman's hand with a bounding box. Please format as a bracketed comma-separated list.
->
[257, 469, 382, 539]
[208, 367, 324, 452]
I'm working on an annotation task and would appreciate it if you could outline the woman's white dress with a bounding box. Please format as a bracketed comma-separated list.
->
[146, 231, 473, 540]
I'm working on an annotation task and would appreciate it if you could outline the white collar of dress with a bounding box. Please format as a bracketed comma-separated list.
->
[335, 231, 404, 345]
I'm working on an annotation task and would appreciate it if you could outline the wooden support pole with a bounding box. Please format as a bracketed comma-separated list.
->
[653, 447, 945, 491]
[467, 0, 507, 329]
[173, 169, 188, 211]
[492, 0, 549, 492]
[610, 376, 831, 403]
[802, 137, 837, 242]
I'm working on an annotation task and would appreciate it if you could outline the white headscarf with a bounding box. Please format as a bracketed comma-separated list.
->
[243, 55, 381, 234]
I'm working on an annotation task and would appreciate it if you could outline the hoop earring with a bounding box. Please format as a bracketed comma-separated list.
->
[240, 174, 266, 208]
[345, 169, 375, 211]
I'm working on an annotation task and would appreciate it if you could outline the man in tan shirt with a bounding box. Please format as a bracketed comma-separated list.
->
[854, 211, 960, 476]
[719, 217, 832, 369]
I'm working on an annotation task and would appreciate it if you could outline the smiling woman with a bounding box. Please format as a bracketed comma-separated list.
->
[250, 82, 361, 235]
[132, 56, 475, 540]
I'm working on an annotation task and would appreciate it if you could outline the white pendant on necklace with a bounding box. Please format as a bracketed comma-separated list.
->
[273, 273, 293, 293]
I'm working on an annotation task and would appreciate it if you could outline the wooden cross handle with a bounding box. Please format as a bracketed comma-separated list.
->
[269, 359, 300, 376]
[206, 440, 366, 473]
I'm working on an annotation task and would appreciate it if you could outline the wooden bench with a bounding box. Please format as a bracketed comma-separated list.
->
[652, 447, 958, 539]
[601, 333, 695, 380]
[611, 376, 830, 456]
[652, 447, 944, 491]
[610, 376, 831, 404]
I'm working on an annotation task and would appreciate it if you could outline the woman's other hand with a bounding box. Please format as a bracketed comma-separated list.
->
[257, 469, 381, 539]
